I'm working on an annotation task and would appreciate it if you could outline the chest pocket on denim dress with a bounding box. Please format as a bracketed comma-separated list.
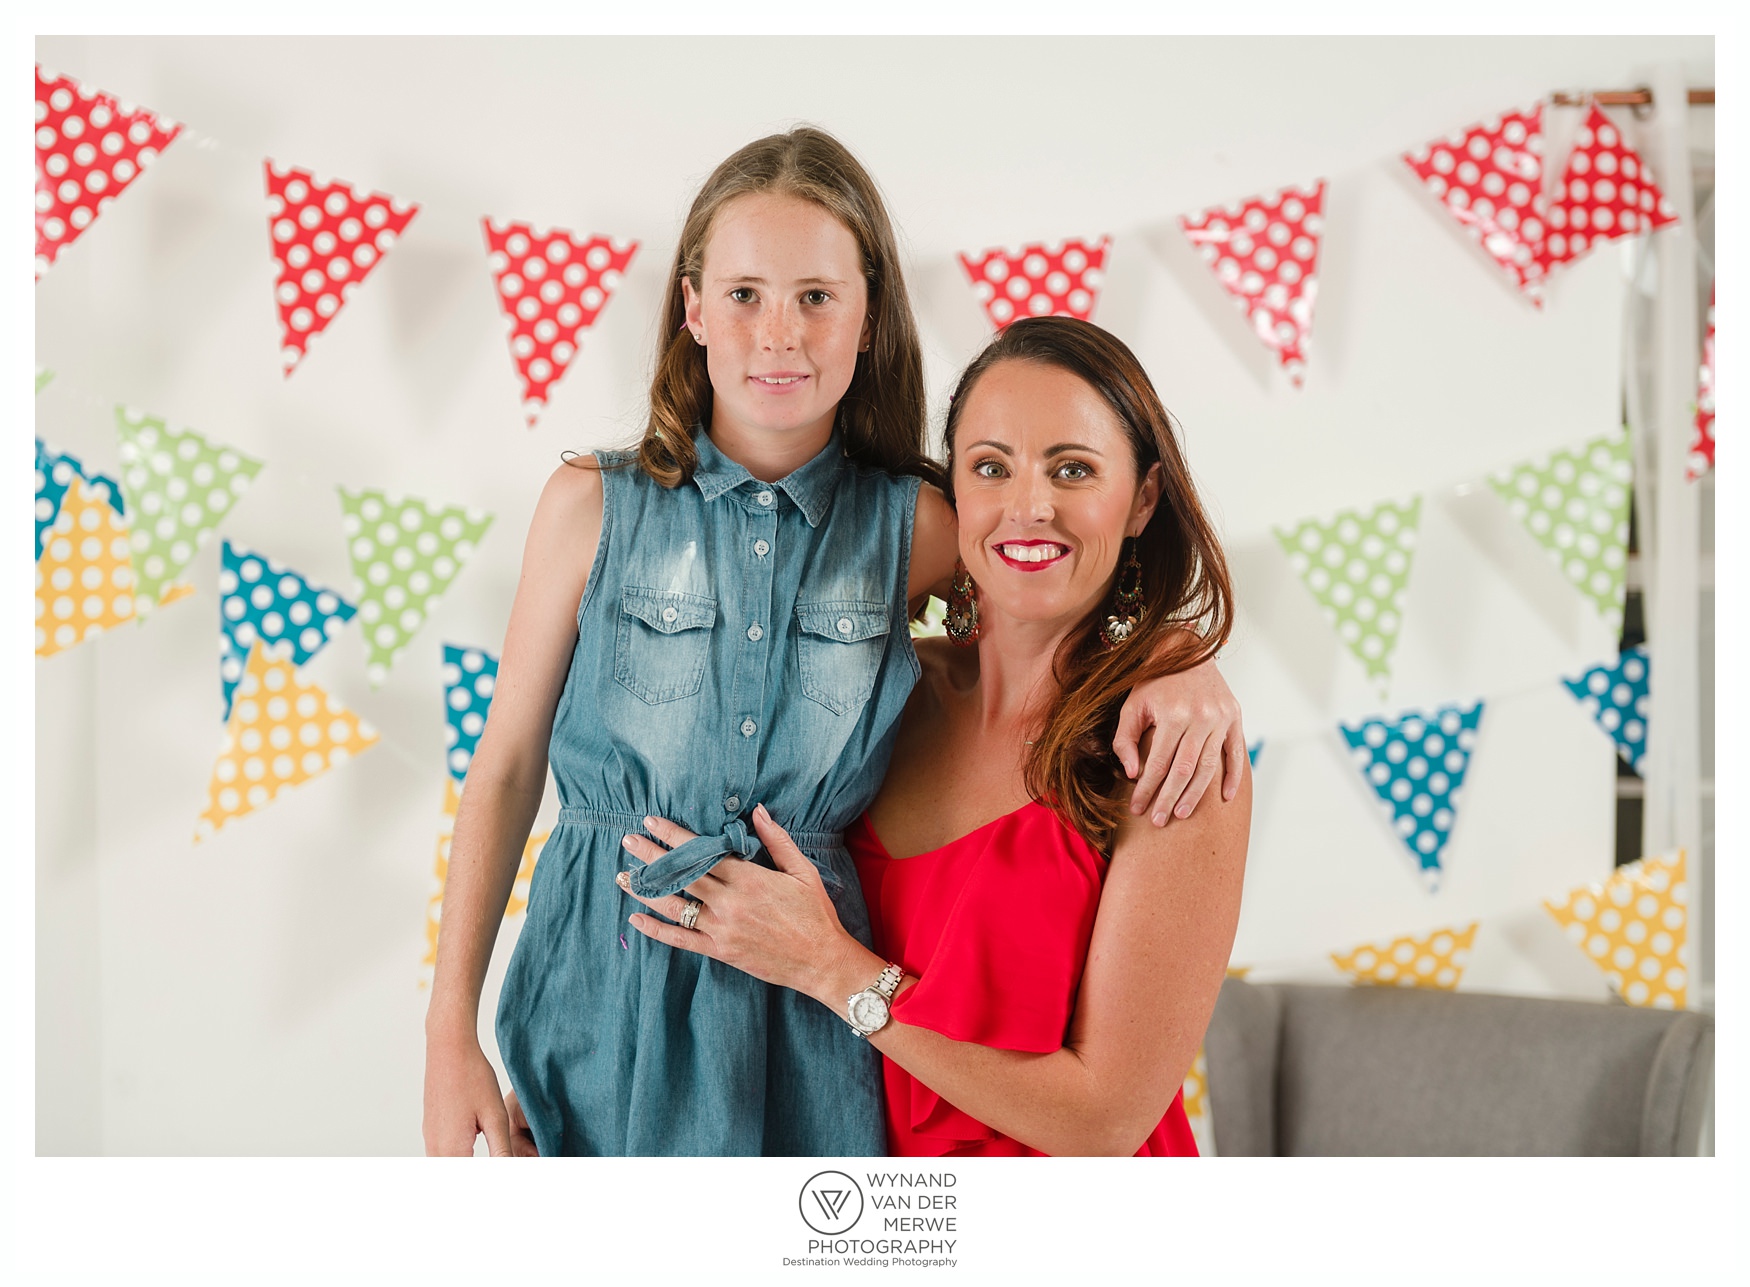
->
[795, 601, 890, 716]
[615, 587, 717, 704]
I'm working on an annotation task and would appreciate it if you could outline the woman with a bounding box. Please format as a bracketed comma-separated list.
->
[619, 317, 1251, 1156]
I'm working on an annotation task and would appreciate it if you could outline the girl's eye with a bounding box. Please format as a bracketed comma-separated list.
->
[803, 289, 831, 306]
[729, 287, 756, 304]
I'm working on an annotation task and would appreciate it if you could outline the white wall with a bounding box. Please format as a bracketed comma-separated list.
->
[34, 34, 1714, 1154]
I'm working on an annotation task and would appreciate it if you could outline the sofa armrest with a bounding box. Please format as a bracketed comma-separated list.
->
[1203, 976, 1282, 1156]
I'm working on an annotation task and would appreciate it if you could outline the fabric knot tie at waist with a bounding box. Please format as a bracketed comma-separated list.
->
[627, 819, 764, 899]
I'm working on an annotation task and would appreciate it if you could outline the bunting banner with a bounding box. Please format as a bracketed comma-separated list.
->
[1545, 850, 1688, 1008]
[1402, 107, 1548, 303]
[1539, 103, 1679, 275]
[195, 641, 379, 842]
[1247, 739, 1263, 769]
[1563, 645, 1649, 774]
[116, 406, 263, 616]
[1180, 181, 1325, 385]
[483, 220, 638, 426]
[1274, 497, 1421, 686]
[443, 644, 499, 780]
[265, 161, 419, 376]
[36, 478, 137, 658]
[1331, 922, 1479, 988]
[958, 237, 1108, 330]
[1487, 428, 1631, 634]
[1340, 701, 1484, 890]
[36, 66, 181, 279]
[1180, 1046, 1215, 1157]
[420, 778, 549, 981]
[37, 438, 125, 561]
[1689, 285, 1715, 481]
[37, 366, 54, 393]
[219, 542, 358, 720]
[338, 487, 493, 686]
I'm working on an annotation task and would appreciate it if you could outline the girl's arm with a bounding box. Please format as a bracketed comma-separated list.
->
[907, 485, 1247, 824]
[621, 780, 1250, 1157]
[422, 460, 601, 1157]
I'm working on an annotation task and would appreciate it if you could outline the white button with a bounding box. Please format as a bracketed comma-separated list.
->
[661, 606, 678, 623]
[753, 539, 770, 557]
[756, 490, 774, 506]
[724, 795, 741, 812]
[747, 623, 763, 641]
[740, 719, 756, 737]
[836, 617, 854, 635]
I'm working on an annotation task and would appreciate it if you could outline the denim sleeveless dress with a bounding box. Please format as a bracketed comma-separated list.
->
[495, 428, 921, 1156]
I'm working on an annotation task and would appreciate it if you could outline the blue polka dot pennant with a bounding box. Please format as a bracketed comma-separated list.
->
[443, 644, 499, 782]
[1248, 739, 1264, 768]
[219, 541, 358, 720]
[1562, 645, 1648, 774]
[1340, 701, 1485, 891]
[36, 438, 125, 560]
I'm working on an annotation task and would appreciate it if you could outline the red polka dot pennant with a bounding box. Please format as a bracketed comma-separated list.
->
[265, 161, 419, 377]
[1402, 107, 1549, 304]
[1689, 284, 1715, 482]
[1180, 182, 1325, 386]
[483, 219, 639, 425]
[35, 65, 181, 280]
[1540, 103, 1678, 275]
[958, 237, 1109, 330]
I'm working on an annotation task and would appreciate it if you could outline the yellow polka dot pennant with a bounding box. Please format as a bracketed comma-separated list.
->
[1545, 850, 1688, 1009]
[421, 779, 549, 983]
[1331, 922, 1478, 989]
[338, 486, 493, 686]
[116, 406, 263, 615]
[1181, 1047, 1216, 1157]
[195, 642, 379, 842]
[35, 479, 137, 657]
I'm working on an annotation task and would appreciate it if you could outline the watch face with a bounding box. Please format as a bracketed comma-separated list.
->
[849, 991, 889, 1031]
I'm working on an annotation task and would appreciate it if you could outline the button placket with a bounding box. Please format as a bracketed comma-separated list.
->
[724, 488, 779, 823]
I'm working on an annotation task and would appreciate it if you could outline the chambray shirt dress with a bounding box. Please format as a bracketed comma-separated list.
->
[495, 429, 922, 1156]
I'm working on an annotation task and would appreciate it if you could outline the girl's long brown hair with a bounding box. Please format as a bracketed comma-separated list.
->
[627, 126, 941, 488]
[942, 317, 1236, 855]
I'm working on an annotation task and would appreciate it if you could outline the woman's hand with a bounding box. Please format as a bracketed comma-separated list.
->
[1111, 654, 1246, 826]
[617, 807, 870, 1005]
[422, 1031, 514, 1156]
[504, 1089, 540, 1157]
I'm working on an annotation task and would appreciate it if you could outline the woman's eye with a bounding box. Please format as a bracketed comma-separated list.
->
[729, 287, 756, 304]
[972, 460, 1006, 479]
[1056, 462, 1092, 481]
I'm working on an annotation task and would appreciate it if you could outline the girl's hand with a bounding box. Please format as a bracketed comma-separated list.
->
[422, 1032, 514, 1157]
[504, 1089, 539, 1157]
[617, 807, 865, 1003]
[1111, 655, 1246, 826]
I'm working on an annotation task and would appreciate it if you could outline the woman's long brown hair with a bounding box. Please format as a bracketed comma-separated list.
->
[614, 126, 940, 488]
[942, 317, 1236, 855]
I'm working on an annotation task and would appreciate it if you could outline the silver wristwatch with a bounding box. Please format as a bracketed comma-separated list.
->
[846, 963, 903, 1038]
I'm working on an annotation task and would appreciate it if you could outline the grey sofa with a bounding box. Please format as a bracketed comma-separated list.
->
[1203, 976, 1714, 1155]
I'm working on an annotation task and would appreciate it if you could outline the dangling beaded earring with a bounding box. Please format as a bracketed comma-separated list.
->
[944, 559, 981, 646]
[1098, 538, 1146, 650]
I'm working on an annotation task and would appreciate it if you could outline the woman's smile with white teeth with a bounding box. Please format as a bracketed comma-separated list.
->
[997, 542, 1069, 562]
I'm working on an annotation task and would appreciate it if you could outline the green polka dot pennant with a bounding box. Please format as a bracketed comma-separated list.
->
[1273, 496, 1421, 686]
[1487, 430, 1631, 634]
[36, 367, 54, 394]
[338, 486, 493, 686]
[115, 406, 264, 615]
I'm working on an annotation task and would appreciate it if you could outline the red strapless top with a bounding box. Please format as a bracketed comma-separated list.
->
[849, 800, 1197, 1157]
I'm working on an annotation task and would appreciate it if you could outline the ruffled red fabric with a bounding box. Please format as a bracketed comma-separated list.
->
[851, 801, 1197, 1157]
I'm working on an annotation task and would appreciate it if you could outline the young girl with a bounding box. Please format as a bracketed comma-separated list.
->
[422, 127, 1245, 1157]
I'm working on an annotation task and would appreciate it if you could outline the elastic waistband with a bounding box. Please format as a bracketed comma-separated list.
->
[556, 806, 845, 854]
